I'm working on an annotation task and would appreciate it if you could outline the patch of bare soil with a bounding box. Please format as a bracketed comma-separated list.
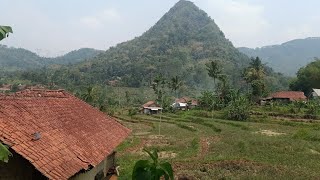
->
[255, 130, 286, 136]
[144, 135, 170, 147]
[198, 136, 220, 159]
[124, 139, 147, 153]
[158, 151, 177, 159]
[173, 159, 286, 179]
[125, 135, 171, 155]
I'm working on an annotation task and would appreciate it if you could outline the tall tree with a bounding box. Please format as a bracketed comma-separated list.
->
[243, 57, 266, 100]
[206, 60, 222, 86]
[169, 76, 182, 98]
[152, 74, 167, 103]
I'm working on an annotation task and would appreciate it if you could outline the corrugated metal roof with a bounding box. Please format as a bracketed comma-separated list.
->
[312, 89, 320, 96]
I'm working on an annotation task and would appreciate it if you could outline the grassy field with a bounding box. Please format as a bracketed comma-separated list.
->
[114, 110, 320, 179]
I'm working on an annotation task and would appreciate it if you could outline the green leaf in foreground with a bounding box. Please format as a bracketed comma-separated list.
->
[132, 148, 174, 180]
[0, 143, 12, 163]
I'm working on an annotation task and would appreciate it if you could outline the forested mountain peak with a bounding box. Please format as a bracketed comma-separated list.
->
[13, 0, 288, 92]
[43, 0, 251, 88]
[144, 0, 221, 39]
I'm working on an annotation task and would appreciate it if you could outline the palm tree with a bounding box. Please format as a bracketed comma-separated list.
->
[81, 86, 95, 104]
[169, 76, 182, 98]
[152, 75, 166, 103]
[206, 60, 222, 86]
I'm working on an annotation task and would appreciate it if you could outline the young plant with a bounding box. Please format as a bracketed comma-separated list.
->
[132, 149, 174, 180]
[0, 143, 12, 163]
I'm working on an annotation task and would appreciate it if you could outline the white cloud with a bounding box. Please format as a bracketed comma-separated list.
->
[195, 0, 270, 47]
[80, 8, 121, 30]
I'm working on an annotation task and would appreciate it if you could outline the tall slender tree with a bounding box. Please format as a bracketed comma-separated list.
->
[206, 60, 222, 86]
[169, 76, 182, 99]
[243, 57, 266, 100]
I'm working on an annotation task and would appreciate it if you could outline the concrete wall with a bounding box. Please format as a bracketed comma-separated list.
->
[0, 150, 46, 180]
[70, 153, 115, 180]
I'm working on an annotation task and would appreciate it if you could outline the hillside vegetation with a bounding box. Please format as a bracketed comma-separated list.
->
[239, 37, 320, 76]
[0, 45, 102, 72]
[16, 0, 288, 92]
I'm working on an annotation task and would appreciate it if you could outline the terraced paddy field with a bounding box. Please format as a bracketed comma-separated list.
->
[115, 110, 320, 179]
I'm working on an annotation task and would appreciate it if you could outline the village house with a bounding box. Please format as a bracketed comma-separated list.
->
[310, 88, 320, 99]
[172, 97, 198, 110]
[267, 91, 307, 103]
[0, 89, 130, 180]
[142, 101, 162, 114]
[0, 84, 12, 92]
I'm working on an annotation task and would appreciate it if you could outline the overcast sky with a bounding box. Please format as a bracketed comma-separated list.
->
[1, 0, 320, 57]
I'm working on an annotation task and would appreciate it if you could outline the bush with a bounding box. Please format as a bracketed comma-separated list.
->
[305, 100, 320, 116]
[225, 92, 250, 121]
[128, 107, 138, 118]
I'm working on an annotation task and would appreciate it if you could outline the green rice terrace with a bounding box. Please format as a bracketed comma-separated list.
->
[115, 109, 320, 179]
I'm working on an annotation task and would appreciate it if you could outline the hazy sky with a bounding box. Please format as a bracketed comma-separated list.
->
[1, 0, 320, 57]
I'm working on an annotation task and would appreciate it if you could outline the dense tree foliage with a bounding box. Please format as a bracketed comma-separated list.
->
[290, 58, 320, 94]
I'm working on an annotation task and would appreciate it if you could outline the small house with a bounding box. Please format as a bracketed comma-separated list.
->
[0, 89, 130, 180]
[172, 97, 199, 110]
[268, 91, 306, 103]
[310, 88, 320, 99]
[0, 84, 12, 92]
[142, 101, 162, 115]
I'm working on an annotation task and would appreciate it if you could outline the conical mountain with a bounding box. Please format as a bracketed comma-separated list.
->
[48, 0, 250, 88]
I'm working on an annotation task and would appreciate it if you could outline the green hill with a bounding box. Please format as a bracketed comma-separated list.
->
[17, 0, 288, 92]
[46, 0, 250, 88]
[238, 37, 320, 76]
[0, 45, 102, 72]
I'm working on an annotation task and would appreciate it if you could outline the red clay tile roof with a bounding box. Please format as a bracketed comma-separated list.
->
[0, 89, 130, 180]
[176, 97, 198, 105]
[269, 91, 306, 101]
[142, 101, 159, 108]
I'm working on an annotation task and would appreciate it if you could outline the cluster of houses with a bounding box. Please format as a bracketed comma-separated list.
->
[141, 96, 199, 114]
[142, 89, 320, 114]
[260, 89, 320, 105]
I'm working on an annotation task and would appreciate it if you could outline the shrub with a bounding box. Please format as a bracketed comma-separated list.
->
[305, 100, 320, 116]
[225, 92, 250, 121]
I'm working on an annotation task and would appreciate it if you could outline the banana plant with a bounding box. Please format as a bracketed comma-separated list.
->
[132, 149, 174, 180]
[0, 143, 12, 163]
[0, 25, 13, 163]
[0, 26, 13, 41]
